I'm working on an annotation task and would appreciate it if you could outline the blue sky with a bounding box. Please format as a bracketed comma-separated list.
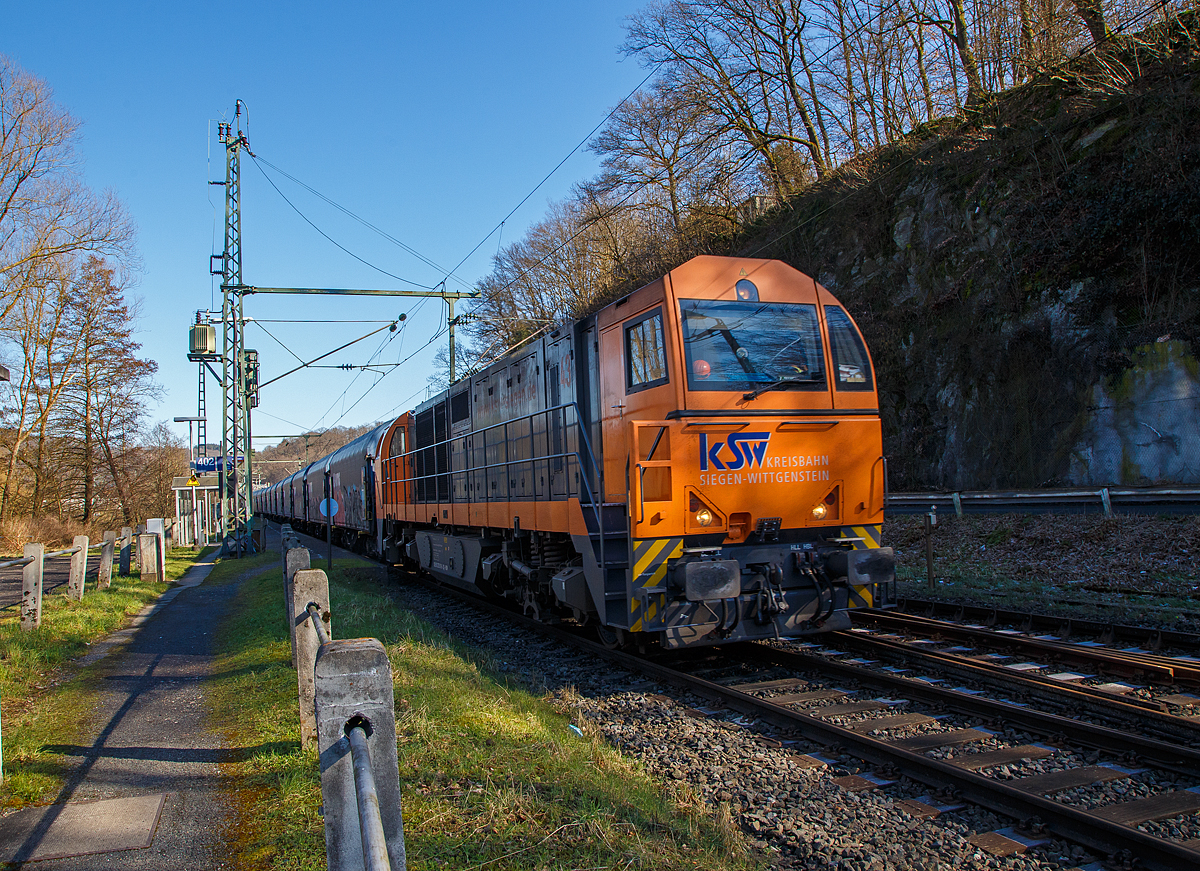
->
[4, 1, 648, 449]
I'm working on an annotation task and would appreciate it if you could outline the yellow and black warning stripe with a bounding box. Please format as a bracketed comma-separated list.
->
[840, 524, 883, 550]
[848, 583, 875, 609]
[841, 524, 883, 608]
[629, 537, 683, 631]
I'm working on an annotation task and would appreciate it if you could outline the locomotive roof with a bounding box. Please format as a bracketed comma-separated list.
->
[413, 255, 819, 417]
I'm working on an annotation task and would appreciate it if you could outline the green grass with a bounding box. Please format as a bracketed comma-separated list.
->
[0, 545, 210, 806]
[209, 556, 757, 871]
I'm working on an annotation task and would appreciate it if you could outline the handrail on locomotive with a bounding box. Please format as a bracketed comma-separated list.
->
[381, 400, 614, 573]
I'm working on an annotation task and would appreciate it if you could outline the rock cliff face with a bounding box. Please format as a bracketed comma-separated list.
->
[738, 28, 1200, 489]
[1071, 340, 1200, 485]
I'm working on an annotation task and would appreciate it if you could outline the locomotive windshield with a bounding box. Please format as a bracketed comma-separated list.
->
[679, 299, 826, 392]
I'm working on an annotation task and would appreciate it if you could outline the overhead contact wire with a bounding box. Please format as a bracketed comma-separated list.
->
[249, 156, 434, 289]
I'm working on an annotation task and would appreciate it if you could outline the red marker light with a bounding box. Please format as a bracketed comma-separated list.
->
[693, 359, 711, 378]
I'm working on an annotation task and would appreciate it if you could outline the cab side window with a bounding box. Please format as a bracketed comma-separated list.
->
[388, 427, 405, 459]
[625, 308, 669, 392]
[825, 305, 874, 391]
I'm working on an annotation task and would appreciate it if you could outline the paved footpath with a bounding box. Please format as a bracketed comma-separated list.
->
[0, 550, 245, 869]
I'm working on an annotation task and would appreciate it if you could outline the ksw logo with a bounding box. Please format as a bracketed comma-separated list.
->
[699, 432, 771, 471]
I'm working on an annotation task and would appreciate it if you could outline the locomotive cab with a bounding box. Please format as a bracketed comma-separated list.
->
[588, 256, 895, 648]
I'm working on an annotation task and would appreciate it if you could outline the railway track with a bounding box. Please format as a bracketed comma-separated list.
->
[271, 523, 1200, 868]
[843, 609, 1200, 721]
[646, 640, 1200, 869]
[414, 580, 1200, 867]
[894, 598, 1200, 650]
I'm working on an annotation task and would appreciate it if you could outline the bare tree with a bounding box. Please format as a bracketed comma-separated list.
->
[0, 57, 134, 321]
[588, 83, 716, 238]
[623, 0, 833, 196]
[52, 257, 157, 524]
[0, 258, 88, 521]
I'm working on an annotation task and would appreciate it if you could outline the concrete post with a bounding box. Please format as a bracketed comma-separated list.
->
[193, 490, 202, 550]
[292, 568, 332, 749]
[118, 527, 132, 576]
[67, 535, 89, 601]
[146, 520, 167, 582]
[155, 533, 167, 582]
[20, 543, 45, 631]
[316, 639, 405, 871]
[284, 545, 311, 668]
[138, 534, 159, 581]
[99, 531, 116, 590]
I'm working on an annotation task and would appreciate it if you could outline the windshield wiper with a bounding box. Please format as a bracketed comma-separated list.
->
[742, 378, 809, 400]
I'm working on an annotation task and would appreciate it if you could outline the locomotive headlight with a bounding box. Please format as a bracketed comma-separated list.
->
[694, 507, 714, 527]
[810, 503, 828, 521]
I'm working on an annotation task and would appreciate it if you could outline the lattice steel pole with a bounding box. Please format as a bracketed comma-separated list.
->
[218, 104, 254, 555]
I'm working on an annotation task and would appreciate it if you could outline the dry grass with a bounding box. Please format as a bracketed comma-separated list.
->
[887, 512, 1200, 626]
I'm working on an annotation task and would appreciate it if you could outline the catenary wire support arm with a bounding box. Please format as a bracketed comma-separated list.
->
[240, 285, 478, 384]
[258, 319, 403, 390]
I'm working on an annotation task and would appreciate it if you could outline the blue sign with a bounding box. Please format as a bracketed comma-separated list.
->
[191, 455, 244, 472]
[319, 498, 339, 518]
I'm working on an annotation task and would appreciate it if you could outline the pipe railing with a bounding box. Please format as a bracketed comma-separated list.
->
[2, 524, 171, 621]
[346, 720, 391, 871]
[283, 548, 405, 870]
[305, 601, 330, 646]
[377, 401, 615, 565]
[382, 401, 599, 503]
[0, 541, 94, 570]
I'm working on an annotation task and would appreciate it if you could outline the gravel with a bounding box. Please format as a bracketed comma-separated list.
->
[387, 577, 1102, 870]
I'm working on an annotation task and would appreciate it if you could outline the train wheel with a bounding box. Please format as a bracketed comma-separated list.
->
[596, 625, 623, 649]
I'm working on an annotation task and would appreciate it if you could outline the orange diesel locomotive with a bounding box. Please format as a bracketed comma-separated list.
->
[367, 255, 895, 648]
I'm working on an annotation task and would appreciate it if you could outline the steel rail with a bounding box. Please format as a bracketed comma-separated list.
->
[825, 629, 1200, 733]
[346, 722, 391, 871]
[895, 598, 1200, 651]
[404, 575, 1200, 870]
[733, 643, 1200, 769]
[633, 653, 1200, 870]
[853, 610, 1200, 686]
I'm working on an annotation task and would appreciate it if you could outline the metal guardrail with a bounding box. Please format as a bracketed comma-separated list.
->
[1, 524, 172, 621]
[887, 485, 1200, 516]
[0, 543, 86, 571]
